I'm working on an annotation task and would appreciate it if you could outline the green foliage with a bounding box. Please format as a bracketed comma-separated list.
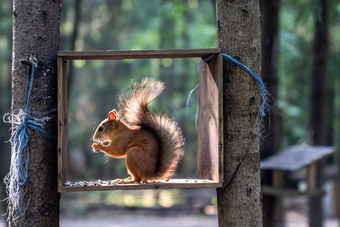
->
[278, 0, 340, 147]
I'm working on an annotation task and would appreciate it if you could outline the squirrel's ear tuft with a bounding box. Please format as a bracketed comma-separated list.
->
[108, 110, 119, 121]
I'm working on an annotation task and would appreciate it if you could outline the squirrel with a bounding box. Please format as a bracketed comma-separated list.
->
[91, 78, 184, 183]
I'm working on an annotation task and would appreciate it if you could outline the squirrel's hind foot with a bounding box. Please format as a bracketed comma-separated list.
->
[111, 177, 141, 184]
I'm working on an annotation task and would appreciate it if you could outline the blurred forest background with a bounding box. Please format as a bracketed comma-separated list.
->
[0, 0, 339, 225]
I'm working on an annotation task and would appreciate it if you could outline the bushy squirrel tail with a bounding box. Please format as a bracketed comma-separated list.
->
[118, 78, 184, 179]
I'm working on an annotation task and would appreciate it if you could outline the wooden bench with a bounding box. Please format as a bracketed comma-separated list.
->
[260, 145, 334, 196]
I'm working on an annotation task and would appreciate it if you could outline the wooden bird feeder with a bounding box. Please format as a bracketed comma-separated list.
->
[57, 48, 223, 192]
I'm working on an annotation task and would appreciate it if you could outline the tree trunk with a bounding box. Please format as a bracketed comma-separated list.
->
[310, 0, 329, 146]
[309, 0, 329, 226]
[259, 0, 282, 226]
[259, 1, 280, 159]
[215, 1, 263, 226]
[10, 0, 61, 225]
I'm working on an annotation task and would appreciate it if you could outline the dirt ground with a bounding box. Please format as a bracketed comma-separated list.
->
[61, 212, 217, 227]
[1, 211, 338, 227]
[59, 212, 339, 227]
[1, 188, 339, 227]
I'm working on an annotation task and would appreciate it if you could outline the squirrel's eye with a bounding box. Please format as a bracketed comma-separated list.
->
[99, 126, 104, 132]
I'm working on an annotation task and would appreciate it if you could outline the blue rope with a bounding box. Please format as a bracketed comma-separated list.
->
[202, 53, 270, 133]
[221, 53, 265, 94]
[4, 59, 55, 225]
[185, 83, 199, 126]
[221, 53, 269, 120]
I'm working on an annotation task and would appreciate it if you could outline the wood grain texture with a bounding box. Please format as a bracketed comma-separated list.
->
[59, 179, 222, 192]
[58, 48, 221, 60]
[57, 57, 68, 189]
[196, 54, 223, 182]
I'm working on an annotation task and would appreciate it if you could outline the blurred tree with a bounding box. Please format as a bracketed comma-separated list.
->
[277, 0, 338, 148]
[309, 0, 329, 146]
[309, 0, 329, 226]
[259, 0, 282, 226]
[9, 0, 61, 225]
[0, 0, 12, 217]
[67, 0, 82, 93]
[178, 1, 196, 177]
[216, 0, 263, 226]
[278, 0, 314, 146]
[159, 0, 176, 110]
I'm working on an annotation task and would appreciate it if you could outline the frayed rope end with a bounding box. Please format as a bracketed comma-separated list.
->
[3, 57, 55, 226]
[202, 53, 275, 137]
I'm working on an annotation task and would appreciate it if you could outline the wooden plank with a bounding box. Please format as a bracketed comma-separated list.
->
[207, 54, 224, 183]
[196, 54, 221, 182]
[216, 54, 224, 184]
[262, 186, 324, 197]
[58, 179, 222, 192]
[58, 48, 221, 60]
[272, 170, 284, 187]
[307, 163, 317, 191]
[57, 57, 68, 189]
[260, 145, 334, 171]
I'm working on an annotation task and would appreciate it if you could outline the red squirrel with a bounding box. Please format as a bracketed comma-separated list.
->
[91, 78, 184, 183]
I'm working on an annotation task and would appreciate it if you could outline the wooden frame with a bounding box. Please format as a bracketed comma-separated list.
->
[57, 49, 223, 192]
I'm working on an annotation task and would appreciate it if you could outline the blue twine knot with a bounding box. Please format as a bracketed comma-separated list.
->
[4, 58, 55, 225]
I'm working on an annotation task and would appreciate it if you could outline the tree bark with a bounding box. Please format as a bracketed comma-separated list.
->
[259, 0, 282, 226]
[309, 0, 329, 226]
[310, 0, 329, 146]
[216, 1, 263, 226]
[11, 0, 61, 225]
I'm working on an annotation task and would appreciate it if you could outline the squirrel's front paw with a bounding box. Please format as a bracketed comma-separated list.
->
[91, 143, 101, 153]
